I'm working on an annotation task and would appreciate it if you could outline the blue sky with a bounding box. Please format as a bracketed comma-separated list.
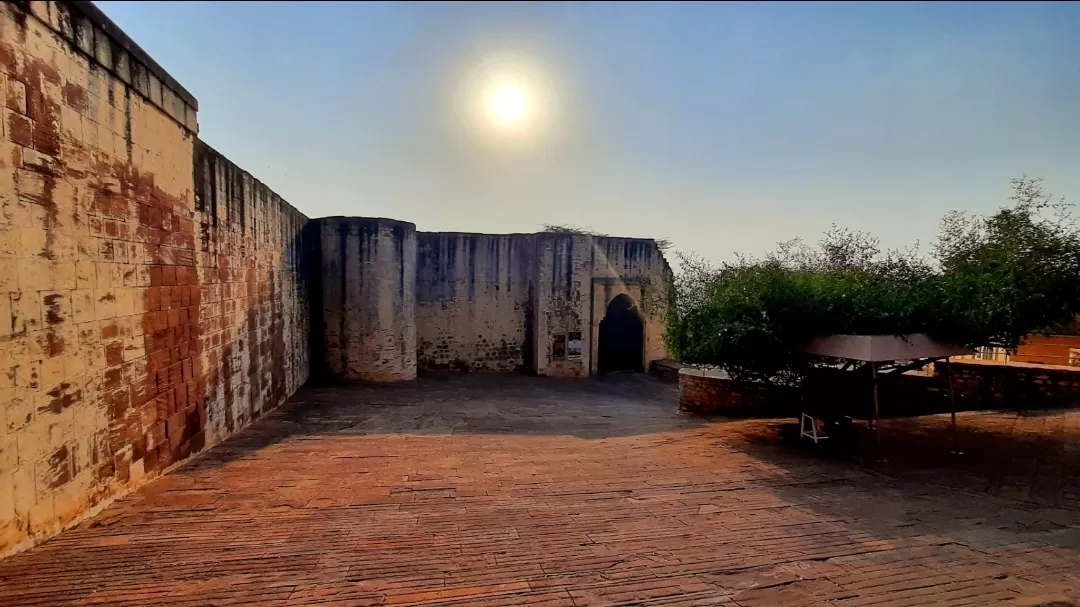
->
[97, 1, 1080, 264]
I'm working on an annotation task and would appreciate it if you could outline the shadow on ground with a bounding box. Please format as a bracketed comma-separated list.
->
[721, 407, 1080, 509]
[712, 406, 1080, 558]
[190, 372, 695, 469]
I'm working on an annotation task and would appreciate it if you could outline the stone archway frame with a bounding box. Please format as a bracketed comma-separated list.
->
[589, 277, 653, 376]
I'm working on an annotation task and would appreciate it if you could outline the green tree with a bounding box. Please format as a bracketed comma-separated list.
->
[932, 175, 1080, 349]
[665, 176, 1080, 385]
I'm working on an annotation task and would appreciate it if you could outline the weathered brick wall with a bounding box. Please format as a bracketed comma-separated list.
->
[308, 217, 416, 382]
[0, 2, 309, 558]
[589, 237, 671, 374]
[678, 360, 1080, 418]
[193, 141, 308, 446]
[934, 359, 1080, 409]
[678, 368, 933, 417]
[0, 0, 198, 555]
[536, 235, 672, 377]
[415, 233, 534, 372]
[678, 368, 777, 415]
[412, 232, 672, 377]
[531, 234, 594, 377]
[649, 359, 686, 382]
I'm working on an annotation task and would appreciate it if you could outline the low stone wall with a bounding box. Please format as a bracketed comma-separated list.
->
[678, 359, 1080, 417]
[937, 359, 1080, 408]
[650, 359, 686, 382]
[678, 368, 782, 415]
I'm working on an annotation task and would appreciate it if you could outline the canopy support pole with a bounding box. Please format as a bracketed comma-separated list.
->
[871, 362, 880, 445]
[947, 357, 960, 455]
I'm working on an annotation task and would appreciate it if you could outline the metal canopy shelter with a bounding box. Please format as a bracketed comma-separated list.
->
[798, 334, 973, 450]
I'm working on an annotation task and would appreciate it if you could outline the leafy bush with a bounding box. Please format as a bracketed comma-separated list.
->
[666, 177, 1080, 385]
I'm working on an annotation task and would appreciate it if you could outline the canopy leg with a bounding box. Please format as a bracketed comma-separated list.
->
[947, 357, 961, 455]
[871, 362, 880, 444]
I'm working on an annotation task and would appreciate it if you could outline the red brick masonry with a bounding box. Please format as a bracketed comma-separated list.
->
[678, 367, 776, 414]
[680, 360, 1080, 416]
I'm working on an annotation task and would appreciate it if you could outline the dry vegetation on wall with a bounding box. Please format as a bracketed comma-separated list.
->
[666, 176, 1080, 385]
[541, 224, 673, 252]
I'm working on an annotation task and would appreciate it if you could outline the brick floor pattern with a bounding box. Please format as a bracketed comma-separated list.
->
[1, 375, 1079, 606]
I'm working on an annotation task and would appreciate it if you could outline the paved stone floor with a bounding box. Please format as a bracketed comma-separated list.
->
[2, 374, 1080, 606]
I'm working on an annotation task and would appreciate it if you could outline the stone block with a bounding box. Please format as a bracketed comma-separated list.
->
[26, 494, 55, 535]
[41, 291, 71, 326]
[0, 229, 19, 259]
[94, 289, 116, 320]
[52, 261, 76, 290]
[11, 465, 35, 517]
[70, 289, 94, 324]
[10, 291, 42, 335]
[16, 258, 52, 292]
[115, 287, 134, 317]
[0, 257, 17, 291]
[0, 473, 14, 522]
[39, 356, 64, 388]
[6, 77, 26, 114]
[33, 443, 72, 492]
[0, 432, 15, 475]
[52, 469, 90, 527]
[0, 292, 10, 338]
[6, 108, 32, 148]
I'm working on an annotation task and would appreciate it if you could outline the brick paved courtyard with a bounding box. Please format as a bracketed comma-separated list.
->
[2, 374, 1079, 606]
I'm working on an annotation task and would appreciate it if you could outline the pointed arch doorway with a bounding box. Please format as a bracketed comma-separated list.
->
[597, 294, 644, 373]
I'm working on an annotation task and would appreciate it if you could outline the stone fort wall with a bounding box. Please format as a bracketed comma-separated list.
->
[413, 232, 672, 378]
[415, 233, 537, 373]
[0, 2, 310, 557]
[0, 0, 672, 558]
[307, 217, 416, 382]
[315, 229, 672, 381]
[532, 234, 670, 378]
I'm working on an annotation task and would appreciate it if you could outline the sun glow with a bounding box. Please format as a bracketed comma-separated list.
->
[452, 50, 558, 149]
[485, 83, 532, 130]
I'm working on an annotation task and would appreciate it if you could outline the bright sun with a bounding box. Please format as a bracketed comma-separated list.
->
[453, 50, 556, 148]
[485, 84, 532, 130]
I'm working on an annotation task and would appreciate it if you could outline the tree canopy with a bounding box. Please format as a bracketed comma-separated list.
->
[665, 176, 1080, 385]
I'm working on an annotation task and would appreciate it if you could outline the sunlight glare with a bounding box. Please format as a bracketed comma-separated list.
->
[486, 84, 532, 129]
[451, 50, 559, 150]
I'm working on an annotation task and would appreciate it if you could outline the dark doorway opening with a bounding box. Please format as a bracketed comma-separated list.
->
[598, 294, 644, 373]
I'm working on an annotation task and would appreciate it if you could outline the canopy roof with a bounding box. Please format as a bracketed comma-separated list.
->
[799, 333, 971, 362]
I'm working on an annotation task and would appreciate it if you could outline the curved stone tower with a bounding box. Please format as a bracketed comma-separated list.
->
[309, 217, 417, 382]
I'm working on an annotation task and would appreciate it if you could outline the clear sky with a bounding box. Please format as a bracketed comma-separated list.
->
[96, 1, 1080, 264]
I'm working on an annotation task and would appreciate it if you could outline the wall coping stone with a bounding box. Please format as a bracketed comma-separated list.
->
[15, 1, 198, 132]
[313, 216, 418, 230]
[947, 358, 1080, 373]
[678, 366, 730, 379]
